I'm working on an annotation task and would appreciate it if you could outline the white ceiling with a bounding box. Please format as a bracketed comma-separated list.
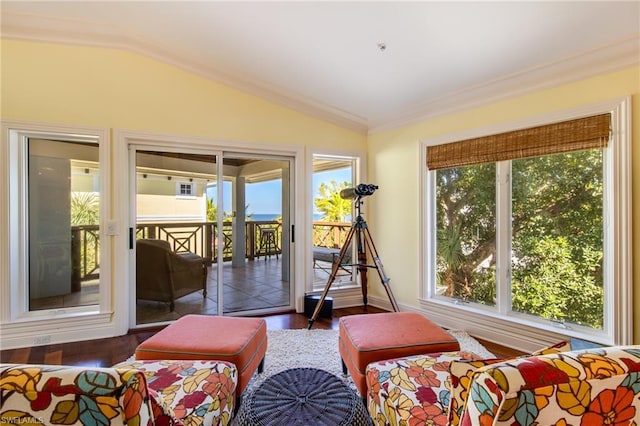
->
[2, 1, 639, 133]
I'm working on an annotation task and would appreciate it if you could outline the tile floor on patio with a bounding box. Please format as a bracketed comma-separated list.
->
[136, 256, 309, 324]
[136, 256, 348, 324]
[31, 256, 342, 325]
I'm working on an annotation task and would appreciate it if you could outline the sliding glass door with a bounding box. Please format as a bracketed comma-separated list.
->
[133, 149, 218, 324]
[220, 154, 293, 314]
[132, 147, 293, 326]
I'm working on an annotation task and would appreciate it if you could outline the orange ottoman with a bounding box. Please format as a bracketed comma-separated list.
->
[339, 312, 460, 397]
[135, 314, 267, 396]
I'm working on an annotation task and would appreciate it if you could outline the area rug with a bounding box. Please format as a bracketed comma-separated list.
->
[255, 328, 494, 384]
[230, 328, 493, 425]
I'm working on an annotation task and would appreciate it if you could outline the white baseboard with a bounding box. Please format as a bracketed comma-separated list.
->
[0, 313, 117, 350]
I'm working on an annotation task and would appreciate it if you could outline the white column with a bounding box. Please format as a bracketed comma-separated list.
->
[232, 177, 247, 267]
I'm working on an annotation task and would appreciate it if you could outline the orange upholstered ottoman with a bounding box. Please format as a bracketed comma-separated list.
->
[135, 314, 267, 396]
[339, 312, 460, 396]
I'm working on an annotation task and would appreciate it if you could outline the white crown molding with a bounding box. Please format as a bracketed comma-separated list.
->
[2, 11, 638, 136]
[1, 11, 370, 134]
[368, 35, 640, 134]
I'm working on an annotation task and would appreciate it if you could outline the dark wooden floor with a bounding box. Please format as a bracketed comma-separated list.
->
[0, 307, 522, 367]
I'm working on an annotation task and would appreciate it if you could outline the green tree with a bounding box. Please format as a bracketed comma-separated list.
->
[436, 163, 496, 301]
[71, 192, 99, 225]
[71, 192, 100, 276]
[314, 181, 352, 222]
[206, 198, 218, 222]
[436, 149, 604, 328]
[511, 236, 603, 328]
[207, 198, 251, 221]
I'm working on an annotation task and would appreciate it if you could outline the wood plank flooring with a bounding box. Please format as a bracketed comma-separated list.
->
[0, 307, 523, 367]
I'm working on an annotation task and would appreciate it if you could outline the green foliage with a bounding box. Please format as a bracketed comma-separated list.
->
[207, 198, 245, 221]
[71, 192, 99, 225]
[314, 180, 352, 222]
[206, 198, 217, 222]
[435, 149, 604, 328]
[469, 267, 496, 306]
[512, 236, 603, 328]
[70, 192, 100, 275]
[435, 163, 496, 300]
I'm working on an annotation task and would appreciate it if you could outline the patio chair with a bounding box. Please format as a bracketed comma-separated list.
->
[313, 242, 353, 276]
[136, 239, 207, 311]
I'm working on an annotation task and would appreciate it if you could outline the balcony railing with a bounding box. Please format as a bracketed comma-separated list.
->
[71, 220, 351, 283]
[312, 221, 350, 248]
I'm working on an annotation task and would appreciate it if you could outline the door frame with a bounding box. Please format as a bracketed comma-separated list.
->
[220, 151, 296, 314]
[114, 130, 304, 330]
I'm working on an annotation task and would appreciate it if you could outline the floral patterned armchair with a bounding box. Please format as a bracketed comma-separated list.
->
[460, 346, 640, 425]
[366, 345, 640, 426]
[366, 351, 481, 425]
[1, 360, 238, 426]
[1, 364, 155, 425]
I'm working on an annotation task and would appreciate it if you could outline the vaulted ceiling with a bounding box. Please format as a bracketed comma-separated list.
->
[2, 1, 639, 133]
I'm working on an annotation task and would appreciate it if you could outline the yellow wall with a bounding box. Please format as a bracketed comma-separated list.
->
[136, 194, 205, 220]
[1, 39, 366, 148]
[2, 39, 638, 342]
[71, 175, 95, 193]
[367, 66, 640, 343]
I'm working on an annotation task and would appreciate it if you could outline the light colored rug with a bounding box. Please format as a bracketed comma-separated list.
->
[229, 328, 493, 425]
[252, 328, 494, 387]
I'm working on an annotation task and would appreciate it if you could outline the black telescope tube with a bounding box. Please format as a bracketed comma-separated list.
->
[340, 184, 379, 199]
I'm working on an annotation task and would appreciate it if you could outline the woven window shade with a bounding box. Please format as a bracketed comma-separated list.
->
[427, 113, 611, 170]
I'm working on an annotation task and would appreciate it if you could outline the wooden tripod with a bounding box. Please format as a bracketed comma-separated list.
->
[308, 199, 399, 329]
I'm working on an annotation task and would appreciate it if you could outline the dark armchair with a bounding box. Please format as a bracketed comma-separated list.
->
[136, 239, 208, 311]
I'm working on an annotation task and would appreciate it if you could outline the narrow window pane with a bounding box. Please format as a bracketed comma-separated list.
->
[511, 150, 604, 329]
[28, 139, 100, 310]
[435, 164, 496, 305]
[312, 156, 355, 290]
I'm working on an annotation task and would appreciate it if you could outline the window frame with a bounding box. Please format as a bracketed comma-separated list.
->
[419, 97, 632, 349]
[176, 181, 195, 197]
[307, 150, 366, 296]
[1, 121, 114, 349]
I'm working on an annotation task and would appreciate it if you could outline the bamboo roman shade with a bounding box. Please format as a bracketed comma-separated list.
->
[427, 113, 611, 170]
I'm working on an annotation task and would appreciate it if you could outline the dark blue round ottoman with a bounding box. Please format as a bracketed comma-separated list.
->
[236, 368, 370, 425]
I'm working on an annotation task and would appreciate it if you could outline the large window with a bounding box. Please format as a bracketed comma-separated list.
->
[1, 122, 112, 349]
[28, 139, 102, 311]
[422, 99, 632, 346]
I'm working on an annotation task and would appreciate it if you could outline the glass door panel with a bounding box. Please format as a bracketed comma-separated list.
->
[134, 150, 218, 325]
[133, 149, 294, 324]
[221, 154, 293, 314]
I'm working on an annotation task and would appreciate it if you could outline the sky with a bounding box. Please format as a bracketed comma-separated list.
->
[207, 167, 351, 216]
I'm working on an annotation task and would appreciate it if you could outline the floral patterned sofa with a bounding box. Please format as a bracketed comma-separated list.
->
[1, 359, 237, 426]
[366, 345, 640, 425]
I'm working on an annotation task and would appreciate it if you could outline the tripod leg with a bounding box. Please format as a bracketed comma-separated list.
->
[308, 226, 357, 329]
[356, 228, 368, 308]
[363, 228, 400, 312]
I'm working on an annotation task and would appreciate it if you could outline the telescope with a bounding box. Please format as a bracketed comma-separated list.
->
[340, 183, 379, 200]
[309, 180, 399, 329]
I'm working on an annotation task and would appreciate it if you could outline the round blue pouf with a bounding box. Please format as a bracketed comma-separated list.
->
[237, 368, 370, 426]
